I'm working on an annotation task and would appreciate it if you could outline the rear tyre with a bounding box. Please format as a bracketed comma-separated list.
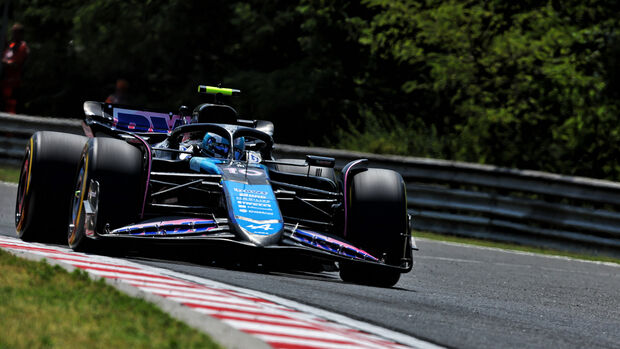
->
[339, 168, 408, 287]
[68, 137, 143, 251]
[15, 131, 87, 243]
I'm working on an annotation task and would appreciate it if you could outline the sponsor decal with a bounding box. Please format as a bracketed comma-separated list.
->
[223, 167, 263, 177]
[224, 181, 283, 236]
[247, 223, 273, 231]
[113, 108, 191, 133]
[247, 151, 262, 163]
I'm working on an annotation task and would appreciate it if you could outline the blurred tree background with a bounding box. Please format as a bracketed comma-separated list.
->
[7, 0, 620, 180]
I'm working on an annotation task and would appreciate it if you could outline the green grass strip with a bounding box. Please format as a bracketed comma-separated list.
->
[0, 249, 221, 349]
[414, 230, 620, 265]
[0, 165, 19, 183]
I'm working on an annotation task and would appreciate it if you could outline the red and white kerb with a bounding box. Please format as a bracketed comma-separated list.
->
[0, 236, 415, 349]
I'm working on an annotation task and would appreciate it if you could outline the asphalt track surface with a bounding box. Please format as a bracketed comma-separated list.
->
[1, 182, 619, 348]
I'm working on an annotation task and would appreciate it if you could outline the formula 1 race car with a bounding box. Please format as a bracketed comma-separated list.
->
[15, 85, 415, 287]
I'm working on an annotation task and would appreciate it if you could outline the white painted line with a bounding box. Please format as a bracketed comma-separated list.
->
[134, 285, 227, 298]
[193, 306, 305, 322]
[253, 333, 377, 349]
[55, 259, 144, 271]
[119, 277, 199, 288]
[415, 255, 483, 264]
[222, 318, 367, 343]
[416, 251, 619, 277]
[202, 310, 315, 327]
[163, 292, 276, 309]
[0, 240, 75, 253]
[181, 298, 278, 314]
[75, 265, 183, 280]
[158, 294, 267, 309]
[85, 270, 195, 287]
[417, 238, 620, 267]
[124, 279, 202, 289]
[52, 254, 141, 266]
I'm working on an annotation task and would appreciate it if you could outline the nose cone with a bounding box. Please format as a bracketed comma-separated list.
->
[234, 218, 284, 247]
[221, 175, 285, 247]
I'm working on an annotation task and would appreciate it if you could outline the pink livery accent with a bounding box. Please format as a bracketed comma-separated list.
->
[112, 107, 191, 134]
[292, 228, 379, 261]
[111, 218, 217, 235]
[121, 218, 215, 230]
[342, 159, 366, 238]
[129, 134, 152, 219]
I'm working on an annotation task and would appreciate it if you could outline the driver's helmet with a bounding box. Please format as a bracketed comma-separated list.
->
[201, 133, 245, 160]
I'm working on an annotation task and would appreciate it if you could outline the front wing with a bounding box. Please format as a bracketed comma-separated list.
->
[95, 218, 413, 272]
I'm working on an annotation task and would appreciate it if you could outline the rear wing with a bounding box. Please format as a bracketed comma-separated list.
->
[83, 101, 274, 136]
[83, 101, 190, 134]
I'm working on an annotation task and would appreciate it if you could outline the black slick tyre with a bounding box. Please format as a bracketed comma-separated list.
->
[15, 131, 87, 243]
[68, 137, 143, 251]
[340, 168, 408, 287]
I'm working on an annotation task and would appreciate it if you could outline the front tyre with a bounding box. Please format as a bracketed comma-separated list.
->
[15, 131, 87, 242]
[68, 137, 143, 251]
[340, 168, 408, 287]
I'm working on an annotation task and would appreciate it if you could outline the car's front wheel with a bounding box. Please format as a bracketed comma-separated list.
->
[68, 137, 143, 251]
[339, 168, 409, 287]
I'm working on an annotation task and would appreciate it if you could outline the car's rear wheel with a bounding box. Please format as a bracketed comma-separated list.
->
[339, 168, 408, 287]
[68, 137, 143, 251]
[15, 131, 87, 243]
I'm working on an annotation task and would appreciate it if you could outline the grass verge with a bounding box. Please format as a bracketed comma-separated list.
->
[0, 249, 221, 349]
[414, 230, 620, 265]
[0, 164, 20, 183]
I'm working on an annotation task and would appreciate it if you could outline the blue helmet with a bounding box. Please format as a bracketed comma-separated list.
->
[201, 133, 245, 160]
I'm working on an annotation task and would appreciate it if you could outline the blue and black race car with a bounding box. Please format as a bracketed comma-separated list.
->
[15, 86, 416, 287]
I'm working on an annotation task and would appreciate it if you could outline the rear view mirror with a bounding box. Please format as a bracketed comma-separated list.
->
[306, 155, 336, 168]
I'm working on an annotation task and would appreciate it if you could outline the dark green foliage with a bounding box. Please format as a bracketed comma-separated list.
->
[355, 0, 620, 179]
[8, 1, 620, 180]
